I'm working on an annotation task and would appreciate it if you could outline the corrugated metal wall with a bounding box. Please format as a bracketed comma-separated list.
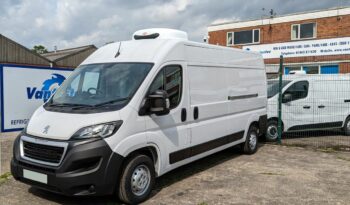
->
[0, 35, 51, 66]
[54, 48, 97, 68]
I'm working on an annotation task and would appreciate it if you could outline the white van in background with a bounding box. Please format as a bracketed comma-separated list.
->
[11, 28, 267, 204]
[266, 74, 350, 141]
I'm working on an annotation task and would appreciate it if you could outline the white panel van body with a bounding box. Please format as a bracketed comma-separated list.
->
[11, 29, 267, 204]
[266, 74, 350, 141]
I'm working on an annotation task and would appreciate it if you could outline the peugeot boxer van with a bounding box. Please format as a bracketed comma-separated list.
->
[11, 28, 267, 204]
[266, 74, 350, 141]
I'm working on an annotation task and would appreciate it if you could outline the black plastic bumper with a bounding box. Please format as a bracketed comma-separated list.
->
[259, 114, 267, 136]
[11, 135, 124, 196]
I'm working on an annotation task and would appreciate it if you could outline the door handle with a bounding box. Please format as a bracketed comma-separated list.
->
[303, 105, 311, 109]
[193, 107, 199, 120]
[181, 108, 187, 122]
[318, 105, 325, 109]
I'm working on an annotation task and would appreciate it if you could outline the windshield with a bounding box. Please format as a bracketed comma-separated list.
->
[47, 63, 153, 111]
[267, 80, 291, 98]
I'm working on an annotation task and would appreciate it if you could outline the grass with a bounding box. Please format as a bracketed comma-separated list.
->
[317, 147, 337, 153]
[0, 172, 11, 185]
[198, 202, 208, 205]
[337, 156, 350, 162]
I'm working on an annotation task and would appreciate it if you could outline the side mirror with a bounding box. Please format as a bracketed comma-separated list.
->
[148, 90, 170, 116]
[282, 93, 292, 103]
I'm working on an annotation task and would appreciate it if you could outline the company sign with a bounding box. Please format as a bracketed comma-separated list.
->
[0, 65, 72, 132]
[243, 37, 350, 59]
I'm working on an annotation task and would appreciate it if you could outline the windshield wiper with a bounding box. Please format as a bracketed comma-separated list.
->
[48, 103, 94, 110]
[92, 97, 130, 108]
[49, 103, 86, 107]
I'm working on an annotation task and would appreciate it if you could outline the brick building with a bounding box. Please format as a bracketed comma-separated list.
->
[208, 7, 350, 77]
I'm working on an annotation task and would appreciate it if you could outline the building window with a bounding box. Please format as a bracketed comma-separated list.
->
[291, 23, 316, 40]
[284, 65, 339, 75]
[284, 66, 302, 74]
[227, 32, 233, 45]
[302, 66, 319, 74]
[227, 29, 260, 46]
[320, 65, 339, 74]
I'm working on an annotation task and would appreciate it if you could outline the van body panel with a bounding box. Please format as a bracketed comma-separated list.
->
[26, 106, 122, 140]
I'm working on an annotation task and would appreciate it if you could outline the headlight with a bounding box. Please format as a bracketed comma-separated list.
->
[71, 121, 123, 140]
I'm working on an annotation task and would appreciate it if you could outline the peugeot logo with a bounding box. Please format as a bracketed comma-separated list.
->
[43, 125, 50, 134]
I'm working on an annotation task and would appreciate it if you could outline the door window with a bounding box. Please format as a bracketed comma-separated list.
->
[284, 81, 309, 101]
[149, 65, 182, 109]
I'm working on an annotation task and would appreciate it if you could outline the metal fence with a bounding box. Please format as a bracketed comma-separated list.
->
[266, 56, 350, 151]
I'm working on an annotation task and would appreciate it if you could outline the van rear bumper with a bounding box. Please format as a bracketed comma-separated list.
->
[11, 135, 124, 196]
[259, 114, 267, 135]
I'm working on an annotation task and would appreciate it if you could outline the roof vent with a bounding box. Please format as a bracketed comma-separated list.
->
[132, 28, 188, 40]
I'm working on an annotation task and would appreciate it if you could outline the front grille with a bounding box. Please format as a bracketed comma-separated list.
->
[20, 136, 68, 166]
[23, 141, 64, 164]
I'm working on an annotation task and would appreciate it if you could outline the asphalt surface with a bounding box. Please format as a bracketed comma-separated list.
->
[0, 144, 349, 205]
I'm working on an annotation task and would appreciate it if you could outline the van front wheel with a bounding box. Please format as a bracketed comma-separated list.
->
[118, 154, 155, 204]
[241, 125, 258, 154]
[266, 120, 278, 142]
[343, 117, 350, 136]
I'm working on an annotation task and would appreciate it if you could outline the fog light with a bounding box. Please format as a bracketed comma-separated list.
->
[89, 185, 95, 193]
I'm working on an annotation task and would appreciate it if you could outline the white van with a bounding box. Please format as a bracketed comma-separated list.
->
[266, 74, 350, 141]
[11, 28, 267, 204]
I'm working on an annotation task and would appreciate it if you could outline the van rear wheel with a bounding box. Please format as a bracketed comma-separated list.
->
[241, 125, 258, 154]
[118, 154, 155, 204]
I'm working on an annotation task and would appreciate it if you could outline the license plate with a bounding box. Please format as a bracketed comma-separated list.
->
[23, 169, 47, 184]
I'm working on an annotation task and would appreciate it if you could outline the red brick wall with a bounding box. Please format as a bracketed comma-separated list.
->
[209, 14, 350, 70]
[339, 62, 350, 73]
[209, 15, 350, 47]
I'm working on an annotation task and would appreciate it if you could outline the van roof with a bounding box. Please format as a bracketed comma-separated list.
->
[81, 39, 264, 69]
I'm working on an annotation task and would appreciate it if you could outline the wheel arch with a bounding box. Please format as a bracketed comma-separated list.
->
[268, 117, 284, 131]
[122, 144, 161, 177]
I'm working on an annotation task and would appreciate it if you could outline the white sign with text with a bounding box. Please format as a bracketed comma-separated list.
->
[243, 37, 350, 59]
[1, 66, 72, 131]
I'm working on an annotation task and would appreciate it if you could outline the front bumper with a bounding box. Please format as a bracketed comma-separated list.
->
[11, 135, 124, 196]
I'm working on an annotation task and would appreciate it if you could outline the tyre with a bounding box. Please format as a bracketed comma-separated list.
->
[241, 125, 259, 154]
[118, 154, 155, 204]
[266, 120, 279, 142]
[343, 117, 350, 136]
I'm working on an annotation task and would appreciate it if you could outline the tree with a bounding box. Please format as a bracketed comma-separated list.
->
[32, 45, 48, 54]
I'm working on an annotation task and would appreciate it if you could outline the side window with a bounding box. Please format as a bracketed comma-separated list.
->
[284, 81, 309, 101]
[149, 65, 182, 109]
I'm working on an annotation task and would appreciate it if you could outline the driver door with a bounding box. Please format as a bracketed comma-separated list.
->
[282, 80, 312, 131]
[144, 63, 191, 172]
